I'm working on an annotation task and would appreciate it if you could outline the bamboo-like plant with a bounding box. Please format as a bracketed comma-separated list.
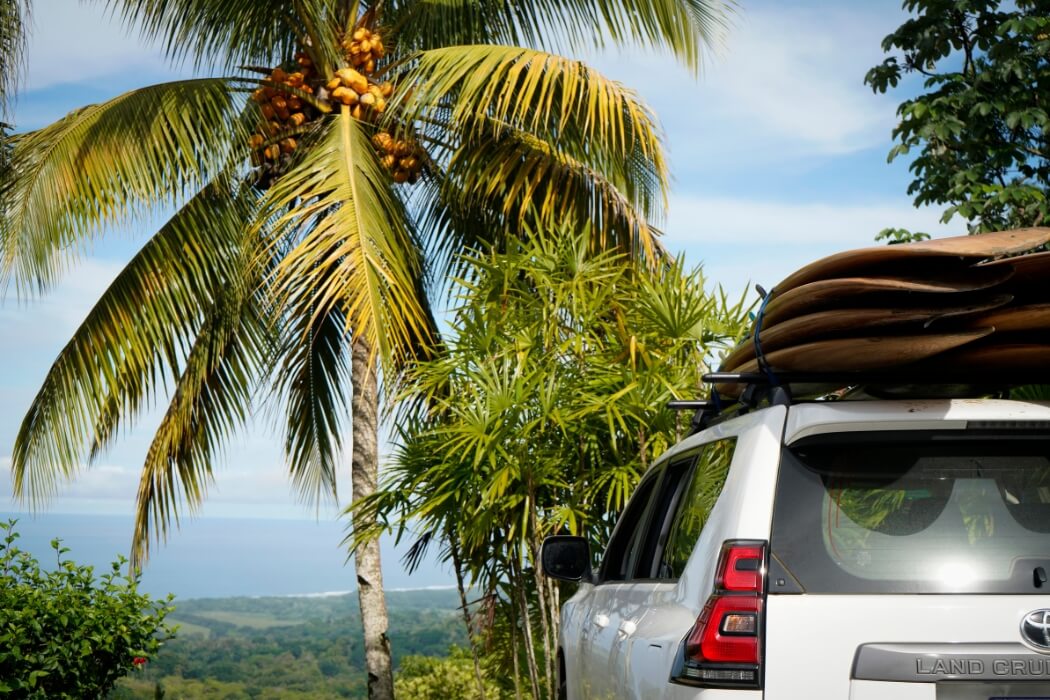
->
[356, 233, 750, 698]
[1, 2, 733, 697]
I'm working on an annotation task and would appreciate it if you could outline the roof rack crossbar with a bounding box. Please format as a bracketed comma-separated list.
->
[666, 400, 713, 411]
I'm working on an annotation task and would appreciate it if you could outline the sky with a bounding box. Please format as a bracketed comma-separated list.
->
[0, 1, 965, 569]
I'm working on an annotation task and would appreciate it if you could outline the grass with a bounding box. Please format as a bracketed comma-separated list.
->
[192, 610, 304, 629]
[166, 617, 212, 639]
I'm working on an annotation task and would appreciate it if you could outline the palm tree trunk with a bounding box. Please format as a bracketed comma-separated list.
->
[449, 533, 487, 700]
[351, 336, 394, 700]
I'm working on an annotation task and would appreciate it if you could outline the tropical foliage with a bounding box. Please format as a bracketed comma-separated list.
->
[867, 0, 1050, 234]
[0, 0, 27, 118]
[355, 233, 750, 699]
[2, 0, 732, 695]
[0, 520, 174, 698]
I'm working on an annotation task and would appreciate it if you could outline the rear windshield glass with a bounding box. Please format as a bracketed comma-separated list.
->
[771, 432, 1050, 594]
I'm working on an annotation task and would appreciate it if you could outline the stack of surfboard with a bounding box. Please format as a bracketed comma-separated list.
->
[717, 227, 1050, 398]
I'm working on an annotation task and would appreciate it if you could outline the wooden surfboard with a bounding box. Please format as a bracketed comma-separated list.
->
[717, 329, 994, 399]
[926, 343, 1050, 372]
[979, 251, 1050, 298]
[759, 266, 1013, 328]
[772, 227, 1050, 295]
[962, 304, 1050, 333]
[731, 329, 992, 374]
[720, 296, 1014, 372]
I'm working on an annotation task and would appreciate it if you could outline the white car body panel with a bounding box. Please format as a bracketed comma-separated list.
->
[557, 399, 1050, 699]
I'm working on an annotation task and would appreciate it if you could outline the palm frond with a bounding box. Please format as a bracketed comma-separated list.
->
[11, 184, 253, 506]
[259, 108, 437, 374]
[132, 290, 268, 566]
[0, 0, 28, 117]
[397, 46, 667, 175]
[98, 0, 314, 71]
[438, 120, 664, 261]
[1, 78, 247, 294]
[385, 0, 733, 72]
[274, 300, 351, 508]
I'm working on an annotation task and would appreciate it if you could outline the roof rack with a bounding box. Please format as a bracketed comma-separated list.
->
[667, 370, 1050, 436]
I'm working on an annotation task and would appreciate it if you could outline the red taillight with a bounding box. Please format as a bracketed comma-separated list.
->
[715, 543, 764, 592]
[684, 595, 761, 663]
[671, 540, 766, 689]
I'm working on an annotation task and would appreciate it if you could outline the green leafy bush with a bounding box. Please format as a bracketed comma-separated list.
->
[0, 520, 175, 698]
[395, 647, 506, 700]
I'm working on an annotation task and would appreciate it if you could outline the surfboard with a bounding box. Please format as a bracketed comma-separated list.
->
[962, 304, 1050, 333]
[925, 343, 1050, 372]
[772, 227, 1050, 295]
[759, 266, 1013, 328]
[979, 251, 1050, 298]
[720, 296, 1014, 372]
[720, 328, 993, 389]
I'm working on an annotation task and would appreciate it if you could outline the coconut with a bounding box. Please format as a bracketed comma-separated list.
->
[332, 86, 359, 105]
[248, 134, 265, 149]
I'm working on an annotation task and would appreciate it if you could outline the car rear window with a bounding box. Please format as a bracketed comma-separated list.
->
[770, 431, 1050, 594]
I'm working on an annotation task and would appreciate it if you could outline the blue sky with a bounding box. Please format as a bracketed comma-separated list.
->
[0, 1, 963, 523]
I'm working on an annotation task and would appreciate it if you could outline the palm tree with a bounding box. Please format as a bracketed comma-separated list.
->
[0, 0, 28, 117]
[2, 1, 733, 697]
[355, 233, 749, 696]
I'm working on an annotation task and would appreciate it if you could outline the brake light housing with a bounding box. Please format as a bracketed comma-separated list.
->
[670, 540, 767, 689]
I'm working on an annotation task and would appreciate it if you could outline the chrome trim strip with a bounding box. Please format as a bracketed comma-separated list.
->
[853, 643, 1050, 682]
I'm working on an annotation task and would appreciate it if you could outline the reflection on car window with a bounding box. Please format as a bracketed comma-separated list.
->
[659, 439, 736, 579]
[600, 473, 660, 582]
[773, 435, 1050, 593]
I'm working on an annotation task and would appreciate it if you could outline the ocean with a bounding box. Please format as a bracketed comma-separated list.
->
[0, 512, 453, 600]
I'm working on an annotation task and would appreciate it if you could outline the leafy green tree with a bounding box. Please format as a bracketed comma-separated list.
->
[395, 647, 506, 700]
[356, 232, 749, 698]
[867, 0, 1050, 233]
[0, 520, 174, 698]
[2, 2, 733, 697]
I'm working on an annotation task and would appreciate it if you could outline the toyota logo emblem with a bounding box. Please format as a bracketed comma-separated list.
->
[1021, 609, 1050, 653]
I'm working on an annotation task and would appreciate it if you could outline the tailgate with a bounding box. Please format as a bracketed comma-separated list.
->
[765, 595, 1050, 699]
[765, 428, 1050, 700]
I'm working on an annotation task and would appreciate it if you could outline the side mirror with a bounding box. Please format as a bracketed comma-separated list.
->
[541, 535, 592, 582]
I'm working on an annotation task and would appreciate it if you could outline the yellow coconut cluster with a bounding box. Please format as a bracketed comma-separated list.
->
[342, 26, 385, 75]
[372, 131, 424, 184]
[324, 68, 394, 121]
[249, 53, 317, 161]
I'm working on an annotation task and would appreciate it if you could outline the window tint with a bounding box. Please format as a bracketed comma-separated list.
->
[633, 458, 695, 580]
[600, 472, 660, 582]
[659, 439, 736, 579]
[771, 432, 1050, 594]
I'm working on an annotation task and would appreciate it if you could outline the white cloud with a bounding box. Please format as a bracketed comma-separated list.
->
[702, 6, 896, 154]
[666, 195, 960, 247]
[0, 258, 125, 351]
[21, 0, 173, 91]
[664, 194, 966, 298]
[589, 1, 901, 171]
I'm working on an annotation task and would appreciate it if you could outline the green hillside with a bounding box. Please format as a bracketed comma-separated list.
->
[110, 588, 465, 699]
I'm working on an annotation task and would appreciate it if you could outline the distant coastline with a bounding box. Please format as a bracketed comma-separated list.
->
[1, 511, 453, 599]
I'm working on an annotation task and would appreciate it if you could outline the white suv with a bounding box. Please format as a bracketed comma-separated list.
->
[542, 397, 1050, 699]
